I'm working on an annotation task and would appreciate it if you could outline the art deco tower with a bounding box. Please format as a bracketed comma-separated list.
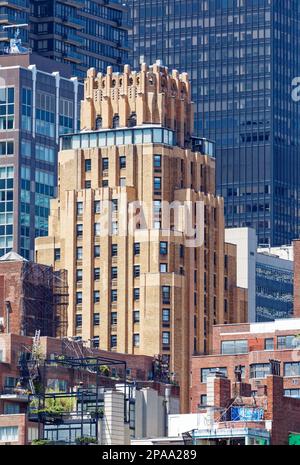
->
[36, 62, 247, 411]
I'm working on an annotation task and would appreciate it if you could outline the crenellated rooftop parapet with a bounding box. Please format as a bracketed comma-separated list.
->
[81, 61, 194, 149]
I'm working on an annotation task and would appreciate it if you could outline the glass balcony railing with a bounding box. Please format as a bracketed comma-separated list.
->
[63, 49, 81, 62]
[59, 14, 84, 29]
[64, 31, 81, 44]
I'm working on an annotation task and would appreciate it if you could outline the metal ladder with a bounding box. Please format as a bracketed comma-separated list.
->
[29, 330, 41, 394]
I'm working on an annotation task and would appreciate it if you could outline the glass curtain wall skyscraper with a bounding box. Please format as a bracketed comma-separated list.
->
[129, 0, 300, 246]
[0, 1, 129, 79]
[30, 0, 129, 79]
[0, 54, 83, 260]
[0, 0, 129, 260]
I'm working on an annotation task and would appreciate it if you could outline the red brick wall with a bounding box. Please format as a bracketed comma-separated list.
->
[0, 414, 38, 445]
[214, 376, 231, 409]
[191, 321, 300, 413]
[0, 275, 4, 321]
[0, 414, 26, 445]
[190, 353, 248, 412]
[0, 262, 23, 335]
[0, 261, 64, 337]
[249, 337, 265, 352]
[193, 372, 300, 445]
[266, 376, 300, 445]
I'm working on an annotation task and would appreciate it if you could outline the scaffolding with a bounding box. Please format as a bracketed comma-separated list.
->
[20, 262, 68, 337]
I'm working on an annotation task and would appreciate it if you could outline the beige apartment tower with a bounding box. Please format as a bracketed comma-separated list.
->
[35, 62, 247, 412]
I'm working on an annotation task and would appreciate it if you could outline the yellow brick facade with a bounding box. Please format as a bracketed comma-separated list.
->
[35, 63, 246, 412]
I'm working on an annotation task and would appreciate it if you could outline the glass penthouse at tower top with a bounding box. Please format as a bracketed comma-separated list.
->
[129, 0, 300, 246]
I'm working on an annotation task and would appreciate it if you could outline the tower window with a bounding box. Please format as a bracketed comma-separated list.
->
[92, 336, 99, 348]
[94, 290, 100, 303]
[95, 116, 102, 129]
[76, 314, 82, 328]
[112, 244, 118, 256]
[93, 313, 100, 326]
[160, 241, 168, 255]
[133, 333, 140, 347]
[111, 289, 118, 302]
[94, 200, 101, 214]
[128, 113, 137, 127]
[133, 265, 140, 277]
[54, 248, 61, 261]
[162, 286, 170, 304]
[134, 288, 140, 301]
[119, 156, 126, 169]
[85, 159, 91, 172]
[111, 267, 118, 279]
[133, 311, 140, 323]
[102, 158, 109, 171]
[110, 335, 117, 348]
[111, 312, 118, 325]
[134, 242, 140, 255]
[112, 115, 120, 128]
[154, 155, 162, 168]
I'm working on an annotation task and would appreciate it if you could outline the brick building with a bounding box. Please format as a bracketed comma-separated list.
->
[187, 372, 300, 446]
[0, 333, 179, 445]
[0, 251, 68, 337]
[35, 62, 248, 412]
[135, 370, 300, 445]
[191, 318, 300, 413]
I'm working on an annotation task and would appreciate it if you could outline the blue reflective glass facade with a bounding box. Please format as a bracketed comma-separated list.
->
[0, 1, 129, 79]
[129, 0, 300, 246]
[0, 59, 83, 260]
[30, 0, 129, 79]
[256, 261, 293, 322]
